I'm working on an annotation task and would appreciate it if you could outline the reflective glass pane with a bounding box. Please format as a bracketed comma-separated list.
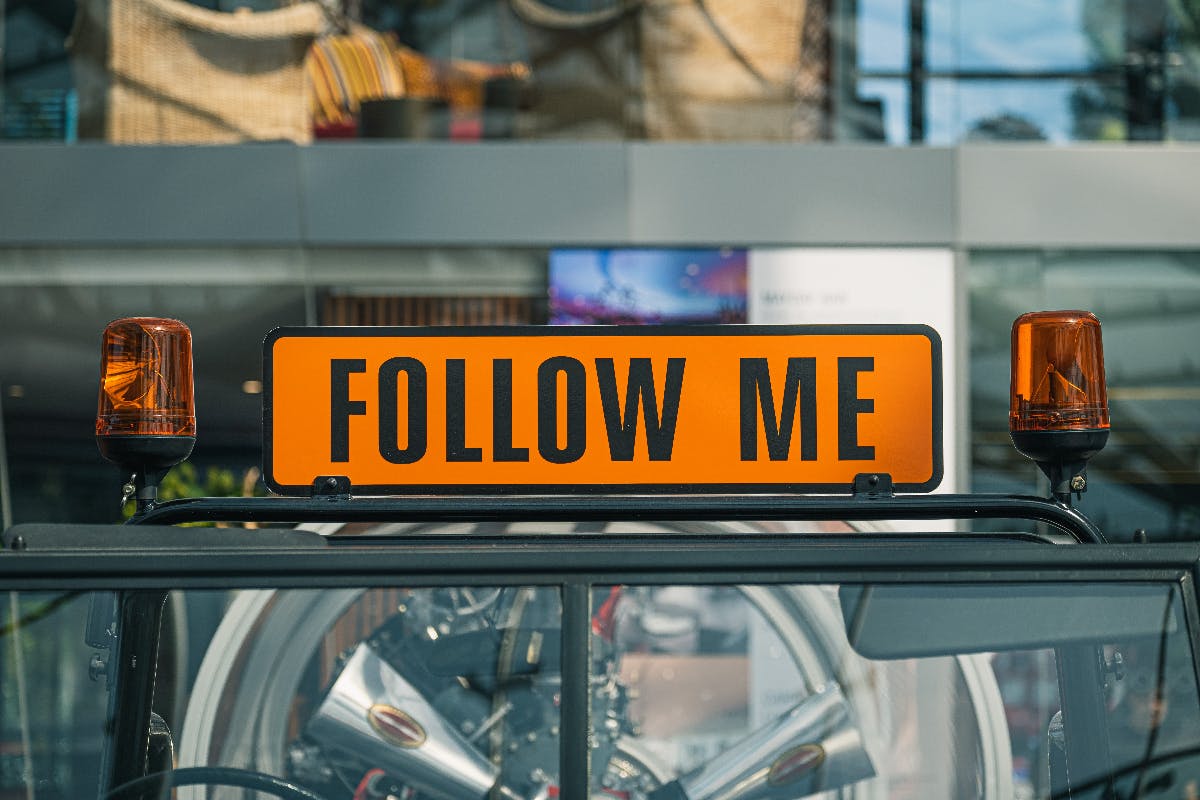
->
[1168, 63, 1200, 140]
[0, 281, 307, 525]
[927, 0, 1104, 71]
[927, 78, 1126, 144]
[858, 0, 909, 73]
[4, 579, 1198, 798]
[591, 581, 1199, 799]
[10, 0, 1200, 143]
[853, 78, 909, 143]
[970, 251, 1200, 539]
[0, 586, 562, 799]
[0, 591, 105, 799]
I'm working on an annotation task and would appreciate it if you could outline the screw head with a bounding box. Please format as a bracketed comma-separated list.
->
[1070, 475, 1087, 492]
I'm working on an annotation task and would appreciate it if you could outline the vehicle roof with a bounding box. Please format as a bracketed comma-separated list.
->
[2, 522, 1197, 591]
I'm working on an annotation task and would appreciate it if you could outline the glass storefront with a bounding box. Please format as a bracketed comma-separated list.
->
[0, 281, 310, 524]
[969, 251, 1200, 541]
[0, 249, 549, 524]
[5, 245, 1199, 540]
[6, 0, 1200, 144]
[4, 6, 1200, 800]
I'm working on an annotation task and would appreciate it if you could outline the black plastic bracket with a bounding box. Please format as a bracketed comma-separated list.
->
[852, 473, 894, 499]
[1010, 428, 1108, 507]
[311, 475, 352, 500]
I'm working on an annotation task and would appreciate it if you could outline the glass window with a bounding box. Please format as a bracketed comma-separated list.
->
[0, 591, 105, 799]
[0, 247, 549, 525]
[928, 78, 1127, 143]
[927, 0, 1101, 72]
[0, 586, 564, 799]
[597, 581, 1198, 799]
[852, 78, 909, 143]
[970, 251, 1200, 540]
[2, 576, 1196, 798]
[8, 0, 1200, 142]
[1168, 60, 1200, 140]
[0, 282, 308, 525]
[849, 0, 1200, 142]
[858, 0, 909, 73]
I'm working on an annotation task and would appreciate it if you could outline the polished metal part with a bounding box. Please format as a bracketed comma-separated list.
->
[669, 684, 874, 800]
[306, 644, 499, 800]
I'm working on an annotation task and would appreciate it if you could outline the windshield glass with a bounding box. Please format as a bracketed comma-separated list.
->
[1, 578, 1195, 800]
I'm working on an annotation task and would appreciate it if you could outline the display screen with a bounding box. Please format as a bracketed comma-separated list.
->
[548, 248, 748, 325]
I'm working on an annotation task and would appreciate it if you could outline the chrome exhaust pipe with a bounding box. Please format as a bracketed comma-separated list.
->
[306, 643, 501, 800]
[650, 683, 874, 800]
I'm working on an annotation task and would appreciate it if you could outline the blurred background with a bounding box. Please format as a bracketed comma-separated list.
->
[2, 0, 1200, 541]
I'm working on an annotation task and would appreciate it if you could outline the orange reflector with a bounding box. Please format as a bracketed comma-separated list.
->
[1010, 311, 1109, 433]
[96, 317, 196, 437]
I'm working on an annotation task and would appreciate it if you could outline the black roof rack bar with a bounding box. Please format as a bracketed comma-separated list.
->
[129, 493, 1106, 544]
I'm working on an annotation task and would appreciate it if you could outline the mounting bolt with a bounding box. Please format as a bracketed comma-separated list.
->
[89, 653, 107, 682]
[9, 535, 25, 551]
[1070, 475, 1087, 492]
[1104, 651, 1125, 681]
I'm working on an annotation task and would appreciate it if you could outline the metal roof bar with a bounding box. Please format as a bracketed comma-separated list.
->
[129, 493, 1106, 544]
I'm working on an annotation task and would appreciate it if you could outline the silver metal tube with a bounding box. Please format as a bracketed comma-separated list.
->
[306, 644, 500, 800]
[671, 684, 874, 800]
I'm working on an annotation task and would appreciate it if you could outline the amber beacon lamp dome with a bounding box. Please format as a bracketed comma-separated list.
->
[1009, 310, 1109, 505]
[96, 317, 196, 508]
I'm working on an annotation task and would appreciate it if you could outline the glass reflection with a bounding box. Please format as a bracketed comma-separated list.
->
[3, 0, 1199, 143]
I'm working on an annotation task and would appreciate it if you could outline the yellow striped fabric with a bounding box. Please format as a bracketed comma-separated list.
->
[307, 28, 406, 127]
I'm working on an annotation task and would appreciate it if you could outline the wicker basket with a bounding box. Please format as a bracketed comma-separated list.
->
[640, 0, 808, 141]
[69, 0, 324, 144]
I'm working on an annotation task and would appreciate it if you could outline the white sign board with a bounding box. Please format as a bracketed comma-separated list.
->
[748, 248, 959, 494]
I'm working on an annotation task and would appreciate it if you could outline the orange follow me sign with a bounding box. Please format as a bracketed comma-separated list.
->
[264, 325, 943, 495]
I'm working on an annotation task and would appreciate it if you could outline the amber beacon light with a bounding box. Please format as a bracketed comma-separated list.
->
[96, 317, 196, 507]
[1009, 310, 1109, 504]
